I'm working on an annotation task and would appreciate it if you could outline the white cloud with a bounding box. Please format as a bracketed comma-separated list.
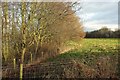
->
[84, 23, 118, 32]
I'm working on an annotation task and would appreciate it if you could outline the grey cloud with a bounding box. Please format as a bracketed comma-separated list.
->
[76, 2, 118, 31]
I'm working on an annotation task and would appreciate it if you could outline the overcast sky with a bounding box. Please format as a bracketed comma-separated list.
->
[76, 2, 118, 32]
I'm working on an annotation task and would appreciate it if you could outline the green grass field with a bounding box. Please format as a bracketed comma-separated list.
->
[48, 38, 119, 61]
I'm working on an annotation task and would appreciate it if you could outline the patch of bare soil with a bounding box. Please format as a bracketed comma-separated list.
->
[95, 56, 118, 78]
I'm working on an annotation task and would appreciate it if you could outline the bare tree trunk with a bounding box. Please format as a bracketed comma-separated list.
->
[20, 2, 26, 80]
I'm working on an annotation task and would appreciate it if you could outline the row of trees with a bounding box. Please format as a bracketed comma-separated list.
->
[85, 27, 120, 38]
[1, 2, 85, 79]
[1, 2, 85, 66]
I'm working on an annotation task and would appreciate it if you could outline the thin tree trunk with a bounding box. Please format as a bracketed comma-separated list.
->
[20, 2, 26, 80]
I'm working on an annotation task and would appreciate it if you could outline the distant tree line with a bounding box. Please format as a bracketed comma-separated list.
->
[85, 27, 120, 38]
